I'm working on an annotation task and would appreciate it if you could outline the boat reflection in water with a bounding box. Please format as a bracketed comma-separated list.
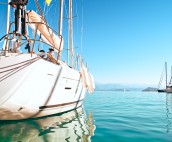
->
[165, 93, 172, 133]
[0, 106, 95, 142]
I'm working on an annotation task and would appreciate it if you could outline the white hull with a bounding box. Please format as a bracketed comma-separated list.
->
[0, 53, 86, 120]
[166, 86, 172, 93]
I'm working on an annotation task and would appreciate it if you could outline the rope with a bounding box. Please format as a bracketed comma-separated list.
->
[0, 57, 40, 82]
[34, 0, 46, 22]
[0, 57, 38, 70]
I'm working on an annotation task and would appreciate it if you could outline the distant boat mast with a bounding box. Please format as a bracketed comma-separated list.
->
[68, 0, 74, 67]
[165, 62, 167, 88]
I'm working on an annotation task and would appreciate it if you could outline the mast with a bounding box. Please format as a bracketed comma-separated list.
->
[171, 66, 172, 84]
[165, 62, 167, 88]
[58, 0, 63, 35]
[169, 66, 172, 86]
[2, 0, 10, 52]
[68, 0, 74, 67]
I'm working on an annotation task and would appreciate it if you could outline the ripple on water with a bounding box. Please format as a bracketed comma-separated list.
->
[84, 91, 172, 142]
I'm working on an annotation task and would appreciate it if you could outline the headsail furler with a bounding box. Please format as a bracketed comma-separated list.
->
[26, 10, 64, 53]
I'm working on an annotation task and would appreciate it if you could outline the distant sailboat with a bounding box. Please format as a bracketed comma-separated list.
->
[158, 62, 172, 93]
[166, 66, 172, 93]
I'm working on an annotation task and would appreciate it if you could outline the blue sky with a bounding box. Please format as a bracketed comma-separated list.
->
[1, 0, 172, 86]
[81, 0, 172, 86]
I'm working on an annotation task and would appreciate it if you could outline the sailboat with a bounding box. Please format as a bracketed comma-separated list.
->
[158, 62, 172, 93]
[0, 0, 95, 120]
[166, 66, 172, 93]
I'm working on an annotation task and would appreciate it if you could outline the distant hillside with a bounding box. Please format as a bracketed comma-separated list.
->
[95, 83, 153, 91]
[95, 83, 126, 91]
[142, 87, 158, 92]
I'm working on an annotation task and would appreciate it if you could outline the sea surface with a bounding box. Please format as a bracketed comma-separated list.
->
[0, 91, 172, 142]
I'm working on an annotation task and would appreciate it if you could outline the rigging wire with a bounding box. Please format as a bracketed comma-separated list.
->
[0, 2, 8, 4]
[43, 0, 58, 24]
[168, 66, 172, 86]
[158, 66, 165, 89]
[64, 0, 68, 18]
[80, 0, 84, 55]
[0, 10, 6, 36]
[0, 2, 9, 33]
[34, 0, 45, 20]
[43, 1, 47, 17]
[71, 0, 84, 67]
[73, 0, 78, 50]
[62, 0, 69, 61]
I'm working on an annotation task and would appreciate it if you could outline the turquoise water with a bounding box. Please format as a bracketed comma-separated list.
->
[84, 91, 172, 142]
[0, 91, 172, 142]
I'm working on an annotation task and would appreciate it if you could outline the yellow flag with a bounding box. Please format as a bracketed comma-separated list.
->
[45, 0, 52, 6]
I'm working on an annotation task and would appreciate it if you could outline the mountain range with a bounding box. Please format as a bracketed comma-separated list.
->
[95, 82, 158, 91]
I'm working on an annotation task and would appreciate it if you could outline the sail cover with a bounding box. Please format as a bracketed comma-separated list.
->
[26, 10, 63, 52]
